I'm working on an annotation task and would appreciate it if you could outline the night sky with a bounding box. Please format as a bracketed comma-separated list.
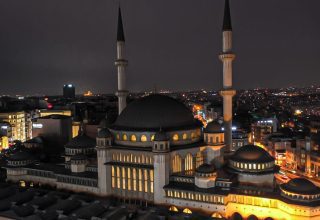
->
[0, 0, 319, 95]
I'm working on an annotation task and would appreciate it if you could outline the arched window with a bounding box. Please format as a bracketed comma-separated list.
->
[211, 212, 223, 218]
[169, 206, 178, 212]
[182, 133, 187, 140]
[172, 134, 179, 141]
[191, 132, 196, 139]
[196, 152, 204, 168]
[185, 153, 193, 171]
[116, 134, 120, 140]
[183, 208, 192, 214]
[122, 134, 128, 141]
[216, 136, 219, 143]
[131, 135, 137, 142]
[151, 135, 155, 141]
[141, 135, 147, 142]
[172, 155, 182, 173]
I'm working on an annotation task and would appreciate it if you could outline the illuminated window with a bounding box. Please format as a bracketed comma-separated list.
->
[142, 154, 145, 163]
[117, 167, 120, 188]
[127, 168, 131, 191]
[191, 132, 195, 139]
[196, 152, 204, 168]
[122, 167, 126, 189]
[151, 135, 155, 141]
[172, 155, 182, 173]
[138, 169, 142, 192]
[144, 169, 148, 192]
[169, 206, 178, 212]
[112, 166, 115, 188]
[141, 135, 147, 142]
[172, 134, 179, 141]
[133, 168, 137, 191]
[122, 134, 128, 141]
[182, 133, 187, 140]
[116, 134, 120, 140]
[185, 153, 193, 171]
[131, 135, 137, 142]
[150, 169, 154, 193]
[19, 180, 26, 188]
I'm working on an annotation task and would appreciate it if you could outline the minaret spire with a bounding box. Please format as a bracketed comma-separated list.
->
[219, 0, 236, 153]
[222, 0, 232, 31]
[115, 6, 128, 115]
[117, 7, 125, 41]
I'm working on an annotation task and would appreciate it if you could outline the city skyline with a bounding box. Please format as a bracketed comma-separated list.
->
[0, 0, 319, 95]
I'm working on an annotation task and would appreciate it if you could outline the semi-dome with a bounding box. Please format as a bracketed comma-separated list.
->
[230, 145, 274, 163]
[65, 134, 96, 149]
[112, 94, 200, 131]
[97, 128, 112, 138]
[204, 121, 223, 133]
[281, 178, 320, 195]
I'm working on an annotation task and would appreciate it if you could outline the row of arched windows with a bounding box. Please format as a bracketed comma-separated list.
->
[166, 190, 224, 204]
[172, 152, 204, 173]
[112, 153, 153, 165]
[230, 160, 273, 170]
[115, 130, 201, 142]
[168, 206, 222, 218]
[116, 134, 150, 142]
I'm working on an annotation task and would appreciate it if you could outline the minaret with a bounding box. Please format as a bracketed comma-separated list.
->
[115, 7, 128, 115]
[219, 0, 236, 152]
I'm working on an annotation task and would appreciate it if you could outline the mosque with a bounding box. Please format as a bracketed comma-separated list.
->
[4, 1, 320, 219]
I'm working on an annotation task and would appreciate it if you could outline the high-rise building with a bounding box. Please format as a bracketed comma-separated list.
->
[63, 84, 76, 99]
[0, 111, 27, 142]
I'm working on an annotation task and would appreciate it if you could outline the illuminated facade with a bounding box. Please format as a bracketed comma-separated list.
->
[38, 109, 72, 117]
[0, 111, 27, 142]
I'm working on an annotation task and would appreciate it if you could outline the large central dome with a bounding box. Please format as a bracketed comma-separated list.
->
[112, 94, 200, 131]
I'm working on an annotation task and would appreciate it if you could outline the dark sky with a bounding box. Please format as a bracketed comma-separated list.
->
[0, 0, 319, 95]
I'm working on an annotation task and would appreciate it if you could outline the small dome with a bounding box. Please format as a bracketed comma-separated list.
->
[230, 145, 274, 163]
[9, 151, 34, 161]
[65, 134, 95, 149]
[154, 131, 169, 141]
[196, 163, 215, 174]
[97, 128, 112, 138]
[281, 178, 320, 195]
[204, 121, 223, 133]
